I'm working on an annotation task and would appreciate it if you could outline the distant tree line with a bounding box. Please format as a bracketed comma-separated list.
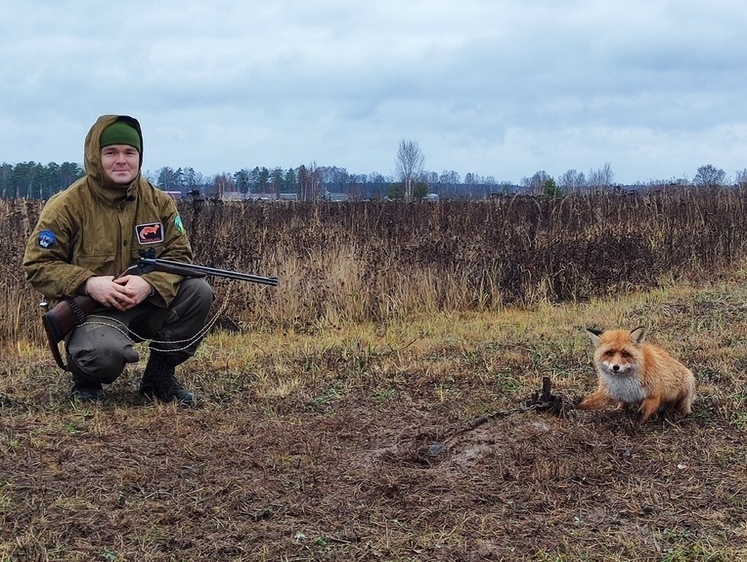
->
[154, 162, 517, 201]
[1, 157, 745, 201]
[0, 161, 84, 199]
[0, 159, 513, 201]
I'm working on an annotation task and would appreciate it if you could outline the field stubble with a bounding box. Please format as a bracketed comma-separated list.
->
[1, 192, 747, 560]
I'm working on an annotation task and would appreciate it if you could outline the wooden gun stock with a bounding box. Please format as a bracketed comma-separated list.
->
[41, 296, 104, 371]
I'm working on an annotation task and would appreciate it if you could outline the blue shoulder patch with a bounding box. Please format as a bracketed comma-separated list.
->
[38, 230, 57, 249]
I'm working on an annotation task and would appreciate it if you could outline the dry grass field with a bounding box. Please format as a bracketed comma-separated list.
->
[2, 193, 747, 560]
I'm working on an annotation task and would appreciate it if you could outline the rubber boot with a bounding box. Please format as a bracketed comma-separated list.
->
[71, 377, 106, 402]
[139, 353, 195, 406]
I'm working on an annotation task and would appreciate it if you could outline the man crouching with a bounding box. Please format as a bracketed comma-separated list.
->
[23, 115, 214, 404]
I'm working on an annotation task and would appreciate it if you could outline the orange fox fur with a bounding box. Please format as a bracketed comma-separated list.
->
[578, 326, 695, 422]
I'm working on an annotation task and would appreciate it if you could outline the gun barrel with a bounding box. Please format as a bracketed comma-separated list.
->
[139, 257, 278, 286]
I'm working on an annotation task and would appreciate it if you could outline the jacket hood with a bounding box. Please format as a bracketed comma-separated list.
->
[84, 115, 144, 185]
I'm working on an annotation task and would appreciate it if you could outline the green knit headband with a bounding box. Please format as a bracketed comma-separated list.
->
[100, 121, 141, 152]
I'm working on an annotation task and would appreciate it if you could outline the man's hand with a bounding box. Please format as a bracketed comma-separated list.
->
[85, 275, 154, 311]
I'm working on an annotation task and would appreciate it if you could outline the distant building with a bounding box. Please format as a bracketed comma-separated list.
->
[324, 192, 349, 202]
[221, 191, 250, 201]
[221, 192, 271, 201]
[220, 191, 298, 202]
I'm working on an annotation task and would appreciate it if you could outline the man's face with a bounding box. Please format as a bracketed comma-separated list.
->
[101, 145, 140, 185]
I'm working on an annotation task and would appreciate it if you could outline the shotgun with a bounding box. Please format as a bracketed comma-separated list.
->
[40, 250, 278, 371]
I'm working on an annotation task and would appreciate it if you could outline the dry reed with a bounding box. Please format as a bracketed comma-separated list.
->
[4, 187, 747, 346]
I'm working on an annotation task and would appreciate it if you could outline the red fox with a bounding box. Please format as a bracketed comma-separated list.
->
[578, 326, 695, 422]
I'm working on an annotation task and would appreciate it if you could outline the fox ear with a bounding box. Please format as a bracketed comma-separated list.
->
[630, 326, 646, 344]
[586, 327, 603, 345]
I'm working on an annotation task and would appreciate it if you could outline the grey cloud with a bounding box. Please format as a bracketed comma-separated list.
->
[2, 0, 747, 184]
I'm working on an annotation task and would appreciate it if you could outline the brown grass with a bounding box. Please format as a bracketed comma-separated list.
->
[2, 192, 747, 560]
[6, 189, 747, 342]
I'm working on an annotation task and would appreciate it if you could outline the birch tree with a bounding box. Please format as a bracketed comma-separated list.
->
[395, 139, 424, 202]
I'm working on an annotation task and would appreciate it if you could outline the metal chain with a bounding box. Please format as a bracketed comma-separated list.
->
[79, 298, 229, 355]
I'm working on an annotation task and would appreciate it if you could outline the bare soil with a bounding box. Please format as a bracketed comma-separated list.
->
[1, 350, 745, 561]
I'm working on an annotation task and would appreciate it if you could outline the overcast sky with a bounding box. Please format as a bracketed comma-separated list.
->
[2, 0, 746, 185]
